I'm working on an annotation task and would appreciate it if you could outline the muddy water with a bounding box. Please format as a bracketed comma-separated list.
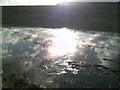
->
[2, 27, 120, 88]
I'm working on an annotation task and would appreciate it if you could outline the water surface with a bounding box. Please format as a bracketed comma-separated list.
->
[2, 27, 120, 88]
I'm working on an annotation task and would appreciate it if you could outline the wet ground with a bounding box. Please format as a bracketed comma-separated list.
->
[1, 27, 120, 88]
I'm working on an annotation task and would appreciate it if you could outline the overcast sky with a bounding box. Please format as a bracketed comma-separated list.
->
[0, 0, 119, 5]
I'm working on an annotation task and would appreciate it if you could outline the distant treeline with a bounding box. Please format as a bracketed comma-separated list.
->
[2, 2, 118, 32]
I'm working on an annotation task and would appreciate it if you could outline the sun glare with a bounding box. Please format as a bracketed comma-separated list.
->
[46, 28, 78, 58]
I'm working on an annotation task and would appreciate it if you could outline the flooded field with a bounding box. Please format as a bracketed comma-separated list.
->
[1, 27, 120, 88]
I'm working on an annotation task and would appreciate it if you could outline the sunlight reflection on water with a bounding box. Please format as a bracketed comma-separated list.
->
[2, 27, 120, 88]
[45, 28, 78, 58]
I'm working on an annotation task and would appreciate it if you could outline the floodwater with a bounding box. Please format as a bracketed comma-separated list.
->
[1, 27, 120, 88]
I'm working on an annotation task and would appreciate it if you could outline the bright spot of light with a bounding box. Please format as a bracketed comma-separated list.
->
[46, 28, 78, 58]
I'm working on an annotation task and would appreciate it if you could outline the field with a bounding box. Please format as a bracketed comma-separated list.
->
[1, 2, 120, 88]
[2, 2, 118, 32]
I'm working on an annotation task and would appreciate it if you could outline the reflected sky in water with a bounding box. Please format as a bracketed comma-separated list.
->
[2, 27, 120, 88]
